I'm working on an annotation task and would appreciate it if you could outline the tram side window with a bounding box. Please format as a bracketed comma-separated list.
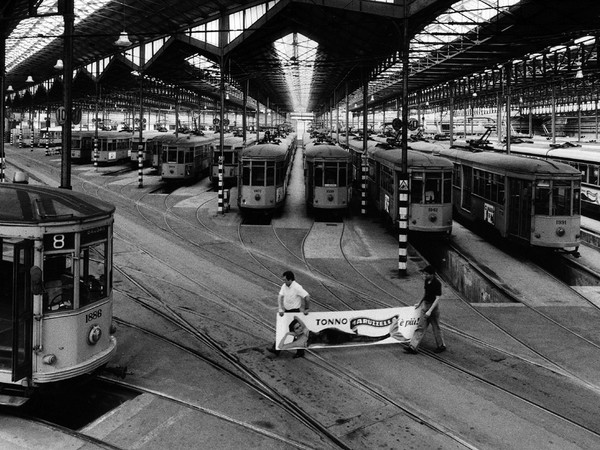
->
[185, 148, 193, 163]
[314, 163, 323, 187]
[411, 172, 424, 204]
[444, 172, 452, 203]
[380, 165, 394, 195]
[339, 165, 348, 187]
[574, 183, 581, 215]
[552, 181, 572, 216]
[578, 164, 588, 183]
[43, 253, 74, 312]
[80, 242, 107, 307]
[590, 166, 599, 185]
[535, 180, 550, 215]
[453, 165, 461, 188]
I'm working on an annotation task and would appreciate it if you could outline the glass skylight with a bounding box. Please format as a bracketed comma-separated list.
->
[273, 33, 317, 113]
[5, 0, 113, 73]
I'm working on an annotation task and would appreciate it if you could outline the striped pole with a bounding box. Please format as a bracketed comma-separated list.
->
[30, 127, 34, 151]
[138, 144, 144, 188]
[45, 131, 50, 155]
[398, 175, 409, 275]
[217, 155, 224, 214]
[18, 125, 22, 149]
[93, 137, 98, 171]
[361, 151, 368, 215]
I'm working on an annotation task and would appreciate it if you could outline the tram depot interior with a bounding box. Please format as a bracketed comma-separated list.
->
[2, 0, 600, 410]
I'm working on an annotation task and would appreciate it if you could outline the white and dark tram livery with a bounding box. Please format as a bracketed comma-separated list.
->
[439, 147, 581, 251]
[237, 132, 297, 212]
[506, 141, 600, 215]
[346, 138, 454, 234]
[0, 184, 117, 405]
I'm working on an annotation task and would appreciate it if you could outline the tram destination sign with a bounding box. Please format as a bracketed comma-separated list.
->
[82, 226, 108, 245]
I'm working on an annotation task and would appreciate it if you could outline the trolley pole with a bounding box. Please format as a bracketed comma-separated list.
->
[398, 6, 410, 276]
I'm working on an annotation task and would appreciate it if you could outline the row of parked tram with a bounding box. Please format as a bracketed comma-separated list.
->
[66, 126, 582, 252]
[317, 132, 581, 252]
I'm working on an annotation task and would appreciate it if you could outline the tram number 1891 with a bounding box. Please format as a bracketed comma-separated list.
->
[86, 309, 103, 323]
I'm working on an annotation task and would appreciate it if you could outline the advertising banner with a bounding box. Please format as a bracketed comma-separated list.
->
[275, 306, 420, 351]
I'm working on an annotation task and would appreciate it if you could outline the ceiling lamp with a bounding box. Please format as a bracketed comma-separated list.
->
[370, 94, 374, 101]
[575, 66, 584, 79]
[6, 85, 14, 93]
[26, 75, 34, 83]
[114, 30, 132, 47]
[54, 59, 64, 70]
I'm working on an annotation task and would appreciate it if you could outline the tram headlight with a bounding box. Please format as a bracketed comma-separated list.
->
[556, 227, 565, 237]
[429, 213, 438, 223]
[327, 194, 334, 202]
[42, 354, 56, 365]
[255, 194, 261, 201]
[88, 325, 102, 345]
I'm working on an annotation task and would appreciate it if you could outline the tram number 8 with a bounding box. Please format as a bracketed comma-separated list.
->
[86, 309, 102, 323]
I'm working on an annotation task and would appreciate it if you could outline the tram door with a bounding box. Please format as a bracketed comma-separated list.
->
[508, 179, 532, 240]
[11, 241, 33, 382]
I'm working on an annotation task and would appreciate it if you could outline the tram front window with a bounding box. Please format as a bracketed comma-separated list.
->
[535, 180, 550, 215]
[425, 174, 442, 203]
[43, 253, 74, 312]
[552, 181, 572, 216]
[252, 162, 266, 186]
[324, 163, 338, 186]
[411, 173, 424, 204]
[315, 164, 323, 187]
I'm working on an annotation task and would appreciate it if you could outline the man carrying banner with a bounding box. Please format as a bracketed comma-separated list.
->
[404, 265, 446, 354]
[267, 270, 310, 358]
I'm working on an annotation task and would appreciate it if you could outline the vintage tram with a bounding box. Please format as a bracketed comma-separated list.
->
[93, 131, 131, 164]
[506, 141, 600, 216]
[161, 134, 217, 183]
[131, 130, 167, 167]
[346, 138, 454, 234]
[438, 147, 581, 251]
[0, 184, 117, 405]
[71, 130, 95, 163]
[237, 132, 297, 212]
[303, 140, 352, 213]
[210, 134, 258, 188]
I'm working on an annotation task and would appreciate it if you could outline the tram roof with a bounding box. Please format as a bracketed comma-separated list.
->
[439, 148, 582, 176]
[0, 184, 115, 224]
[304, 143, 351, 160]
[372, 148, 454, 169]
[242, 142, 291, 158]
